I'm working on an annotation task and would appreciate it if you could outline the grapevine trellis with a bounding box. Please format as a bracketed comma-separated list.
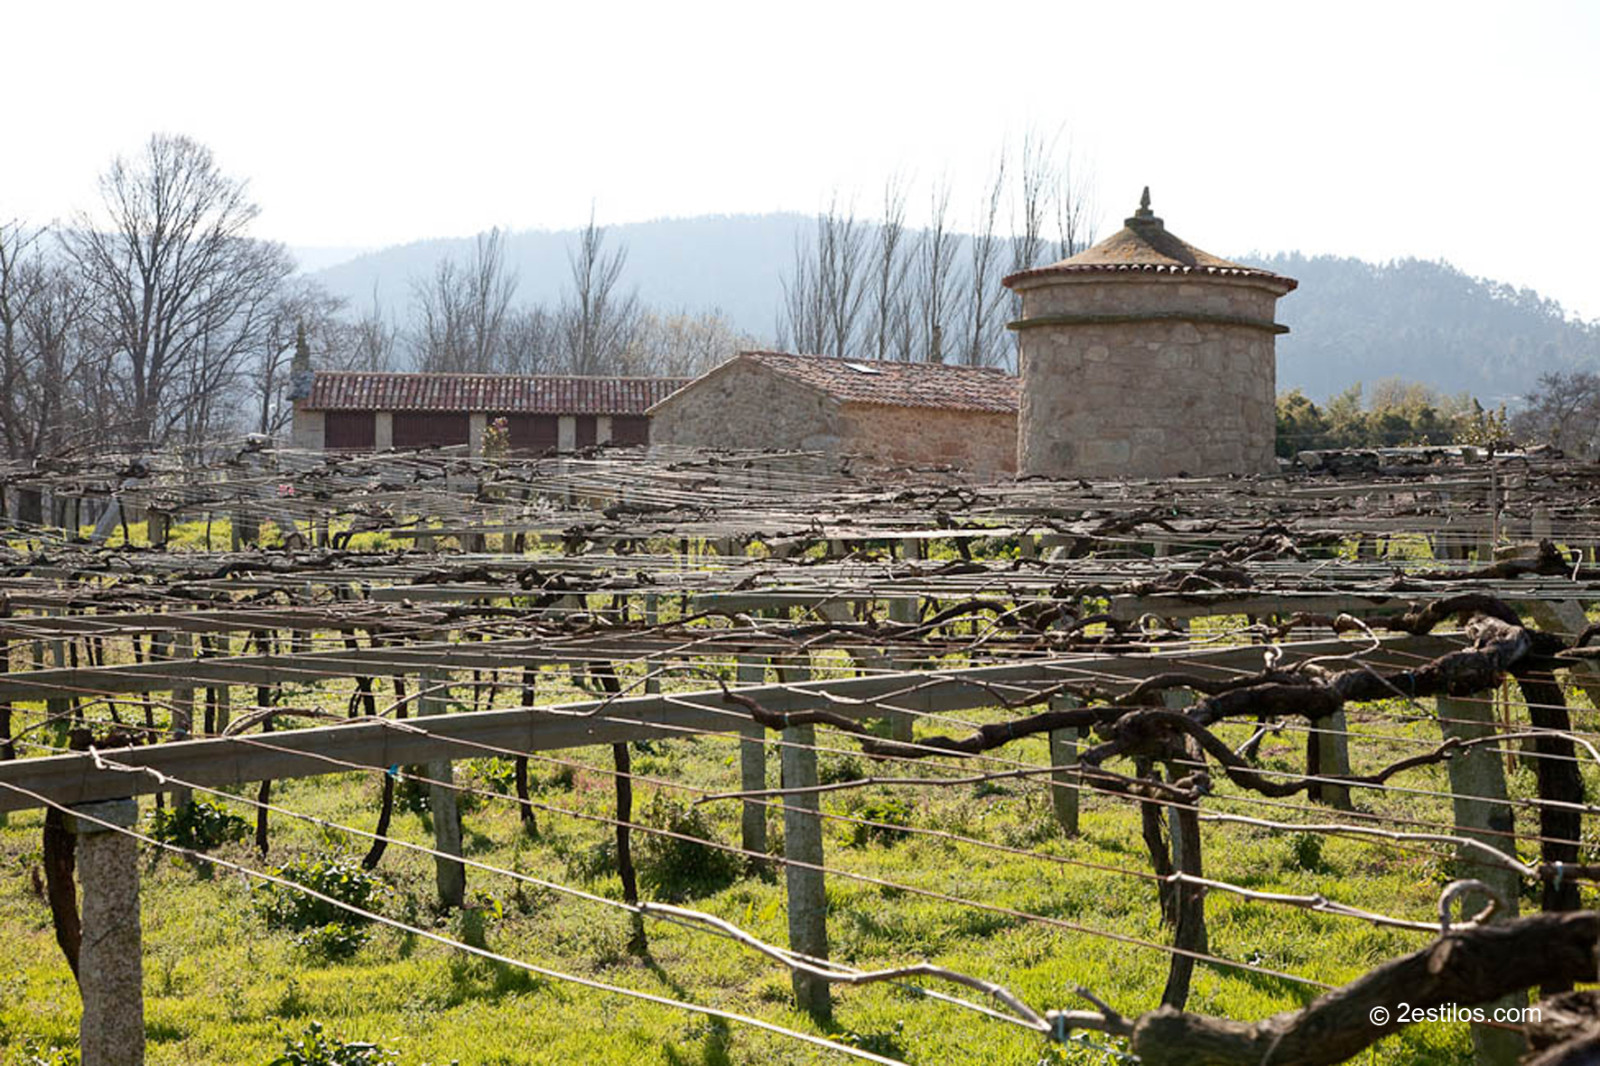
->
[1, 440, 1599, 1065]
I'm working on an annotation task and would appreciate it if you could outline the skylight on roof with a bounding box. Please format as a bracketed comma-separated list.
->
[843, 361, 883, 374]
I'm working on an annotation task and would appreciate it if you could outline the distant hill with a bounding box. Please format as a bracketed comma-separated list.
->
[306, 217, 1600, 405]
[1247, 253, 1600, 404]
[309, 214, 805, 340]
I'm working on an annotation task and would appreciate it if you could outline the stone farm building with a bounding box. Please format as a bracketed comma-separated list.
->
[648, 351, 1020, 474]
[290, 372, 688, 454]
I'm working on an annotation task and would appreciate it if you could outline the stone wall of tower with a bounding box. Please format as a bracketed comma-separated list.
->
[1012, 275, 1287, 478]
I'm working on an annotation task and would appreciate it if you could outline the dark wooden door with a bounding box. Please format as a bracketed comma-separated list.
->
[611, 415, 649, 445]
[392, 412, 470, 449]
[324, 411, 377, 451]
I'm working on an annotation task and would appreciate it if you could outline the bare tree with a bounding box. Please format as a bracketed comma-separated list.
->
[817, 196, 868, 358]
[408, 227, 518, 373]
[1054, 140, 1097, 261]
[960, 156, 1008, 367]
[777, 235, 825, 355]
[778, 196, 869, 358]
[914, 180, 961, 363]
[500, 305, 555, 375]
[0, 221, 97, 457]
[252, 278, 346, 437]
[558, 213, 640, 375]
[64, 134, 292, 448]
[625, 308, 754, 377]
[868, 177, 914, 361]
[332, 284, 399, 373]
[1512, 370, 1600, 456]
[1008, 131, 1053, 284]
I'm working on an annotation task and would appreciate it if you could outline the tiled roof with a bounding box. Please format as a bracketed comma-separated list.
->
[303, 372, 690, 415]
[729, 351, 1019, 413]
[1004, 189, 1297, 292]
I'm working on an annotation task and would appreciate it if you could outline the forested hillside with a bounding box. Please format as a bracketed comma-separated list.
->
[1253, 253, 1600, 402]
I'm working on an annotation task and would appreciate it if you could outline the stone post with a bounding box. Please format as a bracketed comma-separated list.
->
[781, 722, 829, 1018]
[421, 669, 465, 909]
[1047, 693, 1081, 836]
[1307, 710, 1354, 811]
[170, 632, 194, 810]
[736, 655, 767, 855]
[643, 594, 661, 695]
[69, 799, 144, 1066]
[1437, 693, 1525, 1066]
[885, 595, 919, 743]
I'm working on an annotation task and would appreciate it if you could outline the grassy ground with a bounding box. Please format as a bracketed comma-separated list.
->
[5, 676, 1592, 1065]
[0, 530, 1593, 1064]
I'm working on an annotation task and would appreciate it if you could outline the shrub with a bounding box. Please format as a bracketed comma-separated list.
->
[848, 795, 914, 848]
[1287, 831, 1327, 873]
[253, 854, 387, 960]
[148, 798, 250, 851]
[472, 757, 519, 795]
[268, 1021, 397, 1066]
[817, 752, 865, 786]
[635, 794, 742, 900]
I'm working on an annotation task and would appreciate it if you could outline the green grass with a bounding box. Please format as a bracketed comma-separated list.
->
[8, 679, 1593, 1066]
[2, 590, 1594, 1065]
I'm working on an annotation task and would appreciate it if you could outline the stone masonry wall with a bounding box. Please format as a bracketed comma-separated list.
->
[1015, 275, 1284, 478]
[838, 405, 1017, 475]
[291, 407, 324, 450]
[649, 359, 842, 451]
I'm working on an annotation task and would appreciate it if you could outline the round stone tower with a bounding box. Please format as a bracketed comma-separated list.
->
[1003, 189, 1297, 478]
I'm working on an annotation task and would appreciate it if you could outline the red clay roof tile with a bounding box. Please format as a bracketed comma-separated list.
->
[303, 373, 689, 415]
[730, 351, 1019, 413]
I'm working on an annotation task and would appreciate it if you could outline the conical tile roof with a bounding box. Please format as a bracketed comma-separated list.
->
[1003, 188, 1297, 291]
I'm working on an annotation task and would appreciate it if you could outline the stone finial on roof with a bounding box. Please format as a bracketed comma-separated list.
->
[1126, 186, 1162, 230]
[287, 320, 314, 402]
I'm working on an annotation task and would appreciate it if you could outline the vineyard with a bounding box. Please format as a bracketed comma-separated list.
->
[0, 443, 1597, 1065]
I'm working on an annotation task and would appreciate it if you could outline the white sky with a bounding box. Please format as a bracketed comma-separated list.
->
[8, 0, 1598, 318]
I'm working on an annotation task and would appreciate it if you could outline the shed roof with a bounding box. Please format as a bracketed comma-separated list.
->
[303, 372, 689, 415]
[685, 351, 1019, 413]
[1004, 188, 1297, 291]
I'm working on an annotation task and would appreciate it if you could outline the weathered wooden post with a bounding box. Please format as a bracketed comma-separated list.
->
[421, 668, 465, 909]
[781, 721, 829, 1018]
[736, 655, 767, 855]
[884, 595, 918, 743]
[1307, 709, 1354, 811]
[1047, 693, 1081, 836]
[169, 632, 195, 811]
[69, 798, 144, 1066]
[643, 594, 661, 695]
[1437, 692, 1525, 1065]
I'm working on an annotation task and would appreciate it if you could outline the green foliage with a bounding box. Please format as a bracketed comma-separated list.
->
[847, 795, 914, 848]
[471, 757, 519, 796]
[1287, 832, 1328, 873]
[635, 794, 742, 900]
[1275, 380, 1505, 458]
[253, 853, 387, 960]
[268, 1021, 398, 1066]
[148, 798, 251, 851]
[817, 751, 865, 786]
